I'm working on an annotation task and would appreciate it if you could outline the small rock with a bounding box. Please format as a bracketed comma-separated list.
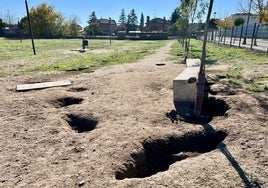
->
[78, 180, 85, 187]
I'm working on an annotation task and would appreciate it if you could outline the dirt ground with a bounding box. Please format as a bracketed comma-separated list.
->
[0, 41, 267, 187]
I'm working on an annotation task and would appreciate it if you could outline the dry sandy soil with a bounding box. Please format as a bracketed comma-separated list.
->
[0, 41, 267, 187]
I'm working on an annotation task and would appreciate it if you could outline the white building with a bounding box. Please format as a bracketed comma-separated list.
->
[230, 13, 268, 38]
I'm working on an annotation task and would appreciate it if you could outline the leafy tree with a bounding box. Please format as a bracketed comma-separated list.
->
[126, 9, 138, 31]
[234, 17, 245, 26]
[52, 13, 66, 37]
[233, 17, 245, 42]
[86, 11, 104, 36]
[215, 17, 234, 29]
[88, 11, 97, 24]
[20, 3, 80, 38]
[215, 17, 234, 42]
[85, 22, 104, 36]
[21, 3, 61, 38]
[170, 8, 180, 24]
[67, 15, 82, 37]
[118, 9, 127, 25]
[0, 18, 5, 36]
[264, 2, 268, 22]
[139, 13, 144, 31]
[169, 15, 188, 36]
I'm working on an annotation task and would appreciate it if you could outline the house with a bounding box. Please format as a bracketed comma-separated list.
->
[97, 18, 117, 34]
[3, 24, 20, 37]
[145, 16, 171, 32]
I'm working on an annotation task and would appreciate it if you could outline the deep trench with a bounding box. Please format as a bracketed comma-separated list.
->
[52, 97, 84, 108]
[65, 114, 98, 133]
[171, 97, 230, 123]
[201, 97, 230, 117]
[115, 130, 227, 180]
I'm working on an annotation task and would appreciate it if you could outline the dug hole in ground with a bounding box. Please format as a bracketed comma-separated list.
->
[0, 41, 267, 187]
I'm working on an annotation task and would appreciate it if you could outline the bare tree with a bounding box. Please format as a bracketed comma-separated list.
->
[179, 0, 208, 62]
[4, 10, 16, 25]
[238, 0, 254, 45]
[252, 0, 267, 45]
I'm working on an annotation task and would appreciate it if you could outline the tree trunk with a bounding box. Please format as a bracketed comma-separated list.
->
[254, 23, 260, 46]
[194, 0, 214, 118]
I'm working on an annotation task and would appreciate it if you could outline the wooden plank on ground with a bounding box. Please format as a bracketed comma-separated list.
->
[16, 80, 72, 91]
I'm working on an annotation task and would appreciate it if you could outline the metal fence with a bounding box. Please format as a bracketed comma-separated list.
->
[204, 23, 268, 53]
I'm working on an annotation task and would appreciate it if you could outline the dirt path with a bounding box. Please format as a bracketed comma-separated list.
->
[0, 41, 267, 187]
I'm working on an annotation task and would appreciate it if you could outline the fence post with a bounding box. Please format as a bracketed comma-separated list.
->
[223, 28, 226, 44]
[218, 29, 221, 43]
[250, 23, 257, 50]
[239, 25, 244, 48]
[214, 29, 217, 44]
[230, 27, 234, 46]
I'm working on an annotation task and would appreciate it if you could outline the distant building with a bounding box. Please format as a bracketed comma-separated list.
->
[145, 16, 171, 32]
[3, 24, 20, 37]
[97, 18, 117, 34]
[230, 13, 268, 38]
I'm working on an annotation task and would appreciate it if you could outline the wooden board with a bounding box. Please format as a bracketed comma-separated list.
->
[16, 80, 72, 91]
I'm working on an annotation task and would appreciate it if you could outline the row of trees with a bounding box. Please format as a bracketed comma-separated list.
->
[168, 0, 268, 59]
[169, 0, 268, 36]
[85, 9, 145, 36]
[118, 9, 145, 31]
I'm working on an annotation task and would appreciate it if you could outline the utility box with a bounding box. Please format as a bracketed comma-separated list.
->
[82, 39, 88, 49]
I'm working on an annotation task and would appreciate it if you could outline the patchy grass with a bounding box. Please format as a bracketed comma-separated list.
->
[170, 39, 268, 92]
[0, 38, 169, 76]
[0, 67, 5, 77]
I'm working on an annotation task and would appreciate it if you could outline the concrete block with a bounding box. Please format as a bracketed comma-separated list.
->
[186, 58, 201, 67]
[173, 58, 201, 103]
[173, 67, 199, 102]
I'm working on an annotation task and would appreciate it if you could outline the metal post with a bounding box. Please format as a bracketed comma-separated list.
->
[223, 28, 226, 44]
[214, 29, 218, 44]
[109, 18, 112, 45]
[242, 0, 253, 45]
[25, 0, 36, 55]
[230, 27, 234, 46]
[239, 25, 244, 48]
[218, 29, 221, 43]
[250, 23, 257, 50]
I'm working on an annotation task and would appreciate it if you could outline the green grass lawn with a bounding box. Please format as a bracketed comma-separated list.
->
[0, 38, 169, 76]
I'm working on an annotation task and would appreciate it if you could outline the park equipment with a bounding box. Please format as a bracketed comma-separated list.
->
[82, 39, 89, 49]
